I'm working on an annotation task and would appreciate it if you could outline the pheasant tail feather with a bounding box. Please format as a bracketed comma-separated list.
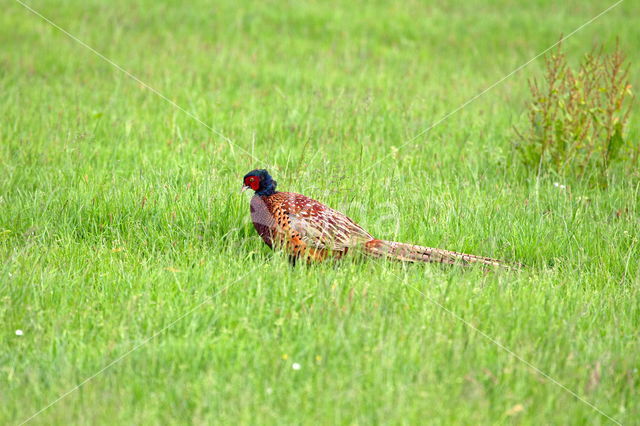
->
[364, 239, 511, 268]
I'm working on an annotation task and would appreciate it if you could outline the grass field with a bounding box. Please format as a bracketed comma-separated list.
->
[1, 0, 639, 424]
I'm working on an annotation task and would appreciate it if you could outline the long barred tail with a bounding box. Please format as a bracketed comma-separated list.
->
[364, 239, 514, 268]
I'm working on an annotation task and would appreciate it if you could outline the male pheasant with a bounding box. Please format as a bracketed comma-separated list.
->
[242, 169, 511, 267]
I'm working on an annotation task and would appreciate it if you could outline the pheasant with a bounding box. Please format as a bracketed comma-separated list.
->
[242, 169, 512, 267]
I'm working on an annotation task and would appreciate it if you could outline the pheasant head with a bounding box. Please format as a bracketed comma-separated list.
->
[242, 169, 278, 196]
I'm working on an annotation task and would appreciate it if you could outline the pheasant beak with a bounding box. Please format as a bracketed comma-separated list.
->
[241, 185, 250, 193]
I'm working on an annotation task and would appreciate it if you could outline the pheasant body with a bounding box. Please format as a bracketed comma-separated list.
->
[243, 169, 511, 267]
[250, 191, 372, 262]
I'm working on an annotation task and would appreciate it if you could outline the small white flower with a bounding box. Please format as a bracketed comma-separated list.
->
[15, 329, 23, 336]
[553, 182, 560, 187]
[266, 387, 273, 394]
[292, 362, 301, 370]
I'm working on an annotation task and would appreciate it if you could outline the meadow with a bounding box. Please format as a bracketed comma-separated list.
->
[1, 0, 639, 424]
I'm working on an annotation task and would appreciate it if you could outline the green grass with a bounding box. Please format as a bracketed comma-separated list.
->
[1, 0, 639, 424]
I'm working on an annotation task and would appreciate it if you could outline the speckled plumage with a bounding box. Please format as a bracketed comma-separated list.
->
[243, 169, 512, 267]
[250, 191, 372, 261]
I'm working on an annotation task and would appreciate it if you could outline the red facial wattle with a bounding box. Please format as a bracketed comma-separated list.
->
[244, 176, 260, 191]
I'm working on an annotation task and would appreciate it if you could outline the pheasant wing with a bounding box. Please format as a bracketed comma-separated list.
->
[282, 193, 372, 251]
